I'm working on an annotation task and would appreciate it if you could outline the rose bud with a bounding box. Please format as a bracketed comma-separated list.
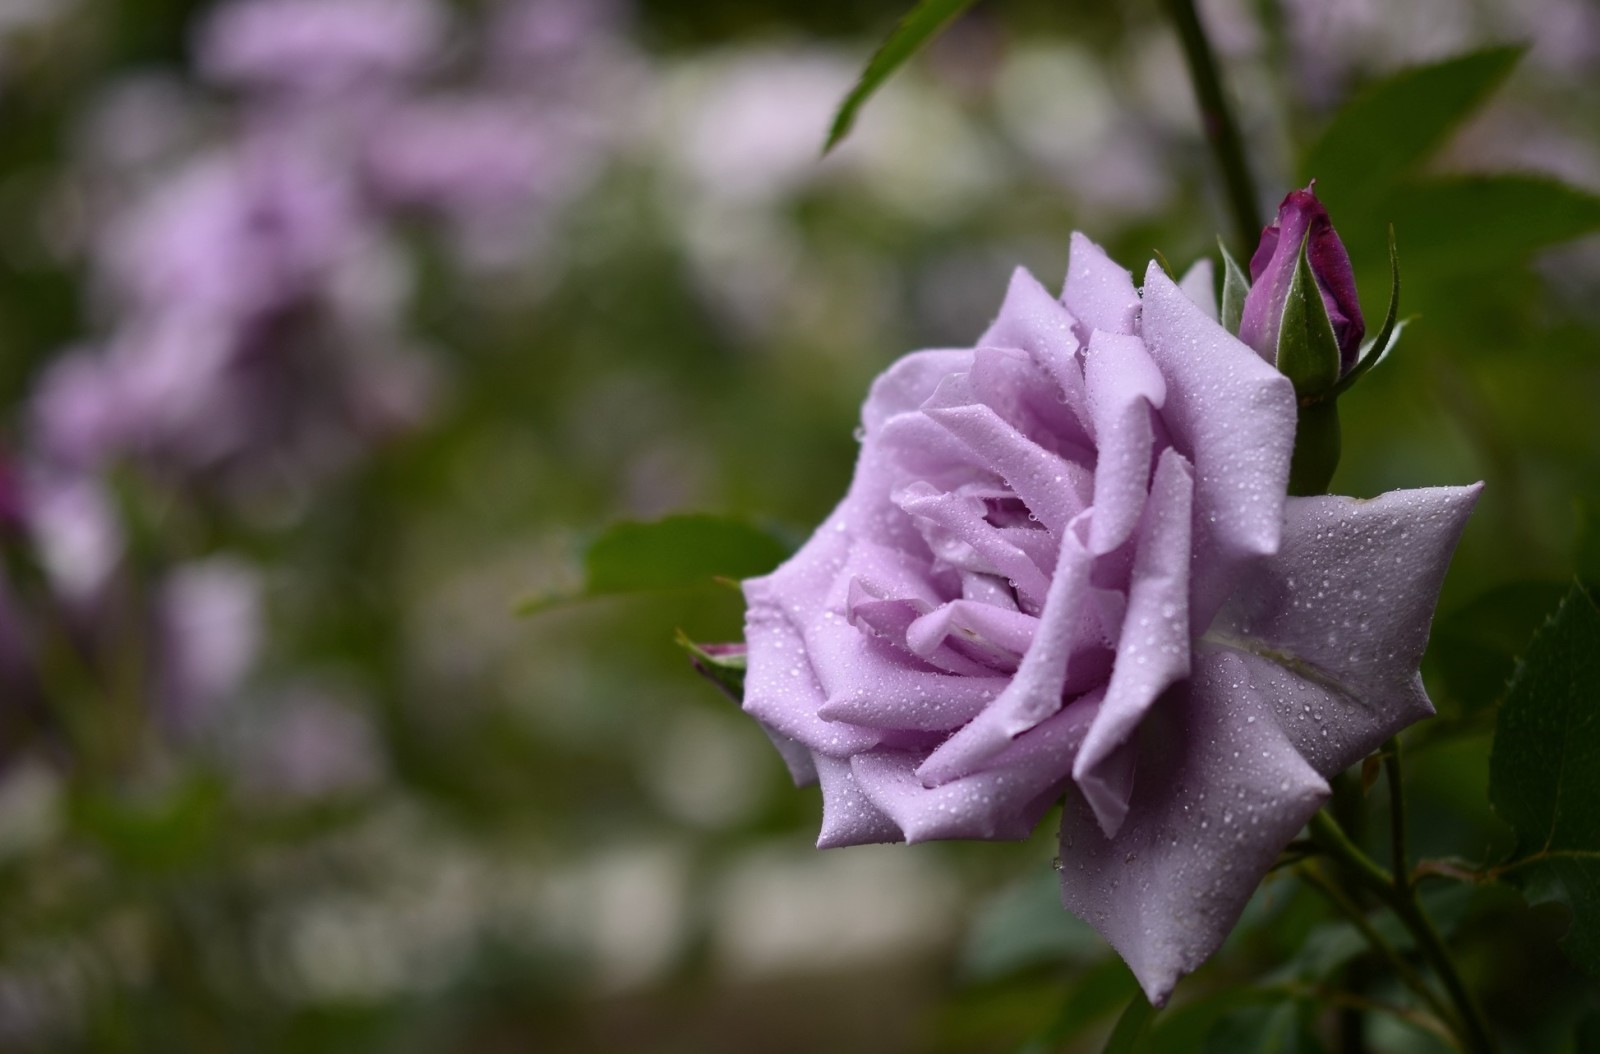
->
[1238, 183, 1365, 383]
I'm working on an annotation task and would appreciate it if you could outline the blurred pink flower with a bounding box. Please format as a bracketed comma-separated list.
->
[197, 0, 448, 95]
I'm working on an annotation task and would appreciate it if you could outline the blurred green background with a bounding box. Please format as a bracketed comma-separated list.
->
[0, 0, 1597, 1050]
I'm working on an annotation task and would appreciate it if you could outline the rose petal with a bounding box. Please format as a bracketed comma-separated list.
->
[906, 599, 1039, 666]
[921, 392, 1089, 538]
[969, 347, 1094, 462]
[896, 482, 1054, 606]
[1057, 648, 1330, 1006]
[816, 753, 903, 848]
[761, 727, 820, 787]
[1083, 330, 1167, 555]
[979, 267, 1093, 440]
[1204, 484, 1482, 775]
[1063, 233, 1141, 338]
[916, 518, 1099, 783]
[1074, 448, 1194, 837]
[1138, 263, 1296, 629]
[743, 520, 883, 757]
[854, 692, 1101, 842]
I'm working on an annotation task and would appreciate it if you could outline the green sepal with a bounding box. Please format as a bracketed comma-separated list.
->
[1329, 224, 1401, 398]
[676, 630, 747, 704]
[1218, 237, 1250, 335]
[1276, 235, 1343, 398]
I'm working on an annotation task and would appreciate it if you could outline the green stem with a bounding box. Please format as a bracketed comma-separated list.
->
[1308, 811, 1498, 1054]
[1157, 0, 1263, 258]
[1298, 863, 1457, 1033]
[1384, 738, 1410, 896]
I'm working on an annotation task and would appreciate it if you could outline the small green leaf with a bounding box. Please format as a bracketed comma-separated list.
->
[1381, 175, 1600, 276]
[1489, 582, 1600, 976]
[1103, 991, 1156, 1054]
[1218, 238, 1250, 335]
[1301, 46, 1524, 217]
[1331, 224, 1400, 397]
[824, 0, 980, 153]
[518, 514, 790, 612]
[1277, 236, 1343, 397]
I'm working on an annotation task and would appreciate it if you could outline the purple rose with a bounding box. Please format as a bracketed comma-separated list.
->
[1238, 183, 1366, 375]
[739, 234, 1478, 1003]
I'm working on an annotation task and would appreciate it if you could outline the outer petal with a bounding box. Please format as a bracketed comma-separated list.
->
[761, 727, 819, 787]
[1064, 233, 1140, 337]
[1058, 648, 1330, 1006]
[816, 754, 903, 848]
[1203, 484, 1482, 776]
[1082, 330, 1166, 555]
[1073, 448, 1194, 837]
[743, 535, 883, 758]
[1139, 263, 1296, 629]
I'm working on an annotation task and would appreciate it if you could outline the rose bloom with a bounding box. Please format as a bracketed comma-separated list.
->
[739, 234, 1479, 1003]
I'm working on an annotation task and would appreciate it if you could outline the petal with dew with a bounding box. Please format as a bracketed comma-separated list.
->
[1083, 329, 1167, 555]
[1074, 448, 1194, 837]
[1058, 648, 1330, 1006]
[1064, 233, 1141, 337]
[1139, 263, 1296, 629]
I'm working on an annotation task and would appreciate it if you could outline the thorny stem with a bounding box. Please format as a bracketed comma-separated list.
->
[1157, 0, 1264, 258]
[1308, 810, 1498, 1054]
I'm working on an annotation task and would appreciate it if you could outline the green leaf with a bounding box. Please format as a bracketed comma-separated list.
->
[1143, 989, 1293, 1054]
[1489, 582, 1600, 976]
[1218, 238, 1250, 335]
[1330, 225, 1400, 398]
[518, 514, 790, 612]
[1278, 236, 1343, 397]
[1301, 46, 1524, 216]
[1200, 1003, 1317, 1054]
[823, 0, 980, 153]
[1381, 175, 1600, 277]
[1011, 958, 1139, 1054]
[1429, 581, 1569, 714]
[961, 869, 1107, 981]
[1102, 991, 1156, 1054]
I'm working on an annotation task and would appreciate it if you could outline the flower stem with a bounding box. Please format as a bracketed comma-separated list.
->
[1297, 862, 1455, 1031]
[1308, 810, 1498, 1054]
[1157, 0, 1263, 258]
[1384, 737, 1411, 896]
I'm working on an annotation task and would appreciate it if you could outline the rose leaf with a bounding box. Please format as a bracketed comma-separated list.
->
[823, 0, 980, 153]
[516, 514, 791, 612]
[1489, 582, 1600, 977]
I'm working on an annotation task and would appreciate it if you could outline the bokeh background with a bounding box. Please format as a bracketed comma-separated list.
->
[0, 0, 1597, 1050]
